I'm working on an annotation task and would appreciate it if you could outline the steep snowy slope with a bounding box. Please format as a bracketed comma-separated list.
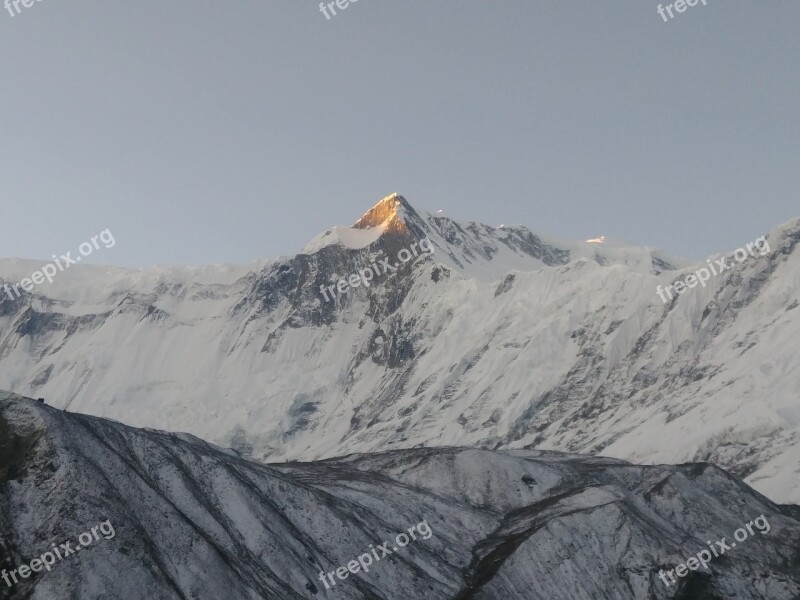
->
[2, 394, 799, 600]
[0, 194, 798, 503]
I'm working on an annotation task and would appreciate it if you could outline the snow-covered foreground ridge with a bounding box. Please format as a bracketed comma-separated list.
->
[1, 194, 799, 503]
[2, 394, 799, 600]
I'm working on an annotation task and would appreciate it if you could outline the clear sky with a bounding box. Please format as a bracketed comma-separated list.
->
[1, 1, 798, 266]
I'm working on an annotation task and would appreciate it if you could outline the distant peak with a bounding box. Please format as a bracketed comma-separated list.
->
[353, 193, 415, 234]
[300, 194, 422, 255]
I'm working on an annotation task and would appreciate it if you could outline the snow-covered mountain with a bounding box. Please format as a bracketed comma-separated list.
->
[2, 393, 799, 600]
[1, 194, 799, 503]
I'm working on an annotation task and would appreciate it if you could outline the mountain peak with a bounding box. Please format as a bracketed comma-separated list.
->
[353, 193, 415, 234]
[299, 194, 420, 254]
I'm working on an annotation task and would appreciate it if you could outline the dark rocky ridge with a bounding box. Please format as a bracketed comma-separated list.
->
[1, 393, 799, 600]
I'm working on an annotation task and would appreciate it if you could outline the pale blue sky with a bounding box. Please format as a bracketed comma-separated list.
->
[1, 1, 798, 266]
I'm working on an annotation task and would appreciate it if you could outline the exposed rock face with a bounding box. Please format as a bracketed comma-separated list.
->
[1, 394, 799, 600]
[0, 195, 798, 504]
[352, 193, 416, 235]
